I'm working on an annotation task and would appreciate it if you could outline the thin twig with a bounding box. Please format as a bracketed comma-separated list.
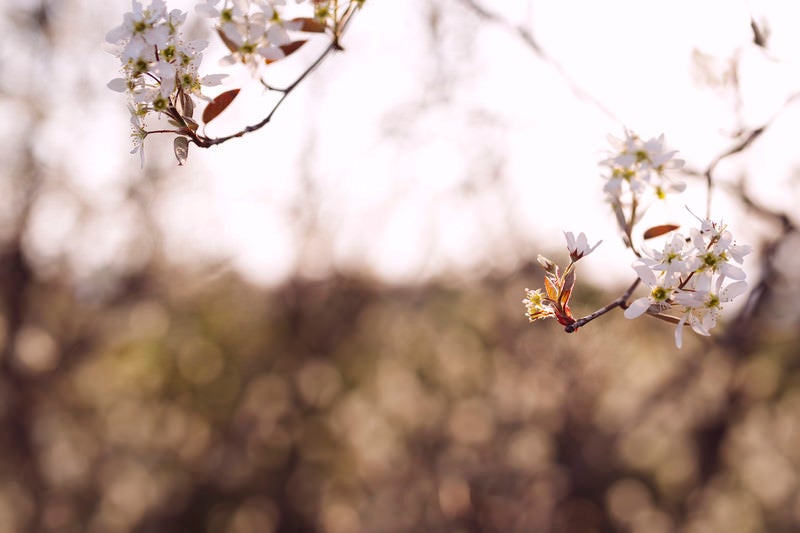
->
[681, 91, 800, 216]
[458, 0, 620, 123]
[702, 126, 764, 217]
[190, 3, 361, 148]
[564, 277, 640, 332]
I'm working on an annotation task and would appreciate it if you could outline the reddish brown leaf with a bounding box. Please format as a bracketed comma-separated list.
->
[217, 28, 239, 54]
[555, 307, 576, 326]
[290, 17, 328, 33]
[282, 40, 308, 57]
[283, 40, 308, 54]
[643, 224, 680, 240]
[264, 41, 309, 65]
[202, 89, 240, 124]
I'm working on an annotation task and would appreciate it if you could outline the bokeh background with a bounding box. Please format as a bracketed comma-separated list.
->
[1, 0, 800, 532]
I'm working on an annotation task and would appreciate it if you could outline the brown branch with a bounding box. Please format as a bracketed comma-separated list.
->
[184, 3, 362, 149]
[564, 277, 640, 332]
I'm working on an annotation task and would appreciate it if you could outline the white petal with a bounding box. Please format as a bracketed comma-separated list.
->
[689, 315, 711, 336]
[200, 73, 227, 86]
[105, 24, 129, 44]
[624, 298, 651, 319]
[219, 54, 238, 66]
[564, 231, 576, 251]
[222, 22, 244, 46]
[185, 39, 209, 53]
[669, 181, 687, 193]
[720, 263, 746, 280]
[730, 243, 752, 263]
[721, 281, 748, 301]
[266, 24, 290, 46]
[633, 264, 658, 287]
[195, 4, 219, 17]
[107, 78, 128, 92]
[257, 46, 284, 60]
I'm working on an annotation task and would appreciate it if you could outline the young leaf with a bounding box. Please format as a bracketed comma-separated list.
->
[179, 90, 194, 119]
[560, 269, 576, 308]
[183, 116, 199, 132]
[202, 89, 240, 124]
[174, 136, 189, 166]
[643, 224, 680, 240]
[544, 276, 559, 303]
[290, 17, 328, 33]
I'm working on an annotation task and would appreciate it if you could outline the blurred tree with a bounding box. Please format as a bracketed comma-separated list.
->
[1, 1, 799, 533]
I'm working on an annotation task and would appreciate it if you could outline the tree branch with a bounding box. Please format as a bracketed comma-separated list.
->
[188, 3, 361, 149]
[564, 277, 640, 332]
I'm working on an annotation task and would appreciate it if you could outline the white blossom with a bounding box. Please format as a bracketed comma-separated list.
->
[624, 264, 678, 319]
[107, 0, 227, 159]
[564, 231, 602, 261]
[624, 218, 751, 348]
[673, 278, 748, 348]
[601, 130, 686, 212]
[639, 233, 697, 281]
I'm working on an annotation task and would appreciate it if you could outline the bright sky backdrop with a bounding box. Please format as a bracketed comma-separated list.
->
[38, 0, 800, 289]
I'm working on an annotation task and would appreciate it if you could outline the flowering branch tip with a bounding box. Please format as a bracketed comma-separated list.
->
[523, 131, 751, 349]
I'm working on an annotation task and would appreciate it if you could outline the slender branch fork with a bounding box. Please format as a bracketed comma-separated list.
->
[560, 97, 800, 336]
[162, 3, 361, 149]
[564, 278, 640, 333]
[680, 91, 800, 217]
[457, 0, 620, 124]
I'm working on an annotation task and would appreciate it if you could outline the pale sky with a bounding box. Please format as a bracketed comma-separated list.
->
[39, 0, 800, 289]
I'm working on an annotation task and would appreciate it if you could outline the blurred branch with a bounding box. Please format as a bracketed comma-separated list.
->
[750, 17, 768, 49]
[458, 0, 542, 53]
[730, 178, 797, 233]
[723, 178, 798, 346]
[683, 91, 800, 216]
[701, 126, 765, 218]
[458, 0, 620, 123]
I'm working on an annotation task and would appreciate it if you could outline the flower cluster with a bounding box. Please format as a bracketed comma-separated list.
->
[523, 232, 602, 327]
[195, 0, 307, 67]
[624, 219, 752, 347]
[602, 130, 686, 217]
[523, 129, 752, 350]
[107, 0, 366, 165]
[194, 1, 366, 68]
[106, 0, 226, 165]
